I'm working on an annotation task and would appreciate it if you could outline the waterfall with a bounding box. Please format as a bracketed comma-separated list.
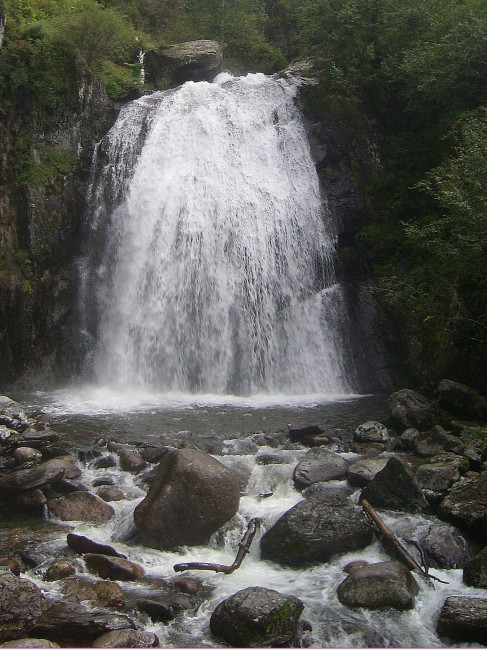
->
[80, 73, 354, 396]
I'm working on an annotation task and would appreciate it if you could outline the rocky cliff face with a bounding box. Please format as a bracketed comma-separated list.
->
[0, 77, 115, 388]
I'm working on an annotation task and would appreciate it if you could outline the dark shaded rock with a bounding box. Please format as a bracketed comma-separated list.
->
[135, 598, 186, 622]
[48, 492, 114, 523]
[0, 554, 25, 576]
[134, 448, 240, 549]
[92, 476, 114, 487]
[288, 424, 324, 443]
[337, 560, 419, 610]
[31, 603, 136, 647]
[44, 561, 75, 582]
[13, 447, 43, 465]
[436, 596, 487, 644]
[84, 554, 145, 581]
[139, 446, 173, 464]
[119, 449, 147, 473]
[463, 546, 487, 588]
[14, 489, 47, 514]
[0, 570, 46, 641]
[293, 448, 348, 489]
[92, 629, 159, 648]
[360, 456, 427, 512]
[417, 523, 472, 569]
[438, 379, 487, 420]
[0, 397, 30, 432]
[0, 458, 77, 496]
[50, 478, 89, 495]
[437, 471, 487, 542]
[94, 455, 117, 469]
[135, 466, 158, 491]
[302, 482, 353, 500]
[414, 425, 464, 457]
[0, 640, 60, 648]
[260, 493, 372, 567]
[256, 453, 287, 465]
[21, 553, 46, 569]
[395, 428, 419, 451]
[97, 486, 125, 502]
[169, 575, 211, 596]
[145, 40, 222, 86]
[347, 456, 388, 488]
[354, 421, 390, 443]
[388, 389, 437, 431]
[67, 533, 126, 558]
[210, 586, 304, 648]
[60, 577, 125, 609]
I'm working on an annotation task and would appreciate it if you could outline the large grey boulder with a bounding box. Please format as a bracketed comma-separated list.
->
[0, 396, 30, 432]
[360, 456, 427, 512]
[414, 425, 464, 457]
[436, 596, 487, 644]
[388, 389, 438, 431]
[354, 421, 390, 443]
[260, 493, 372, 567]
[133, 448, 240, 549]
[0, 571, 46, 641]
[437, 471, 487, 542]
[438, 379, 487, 420]
[347, 456, 388, 488]
[337, 561, 419, 610]
[92, 629, 159, 648]
[463, 546, 487, 588]
[293, 448, 348, 489]
[210, 587, 304, 647]
[145, 40, 222, 86]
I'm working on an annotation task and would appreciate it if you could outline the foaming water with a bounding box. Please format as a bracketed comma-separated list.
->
[79, 72, 356, 395]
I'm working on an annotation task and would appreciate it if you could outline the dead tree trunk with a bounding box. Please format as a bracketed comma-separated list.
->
[360, 498, 447, 584]
[173, 518, 260, 575]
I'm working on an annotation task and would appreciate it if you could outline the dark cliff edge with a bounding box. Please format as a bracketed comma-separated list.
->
[0, 76, 116, 389]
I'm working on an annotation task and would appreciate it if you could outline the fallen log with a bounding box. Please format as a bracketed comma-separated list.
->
[173, 518, 260, 575]
[360, 498, 447, 584]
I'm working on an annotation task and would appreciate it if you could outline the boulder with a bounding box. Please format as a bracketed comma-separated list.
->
[31, 604, 136, 647]
[15, 489, 47, 513]
[354, 421, 390, 444]
[93, 455, 117, 469]
[436, 596, 487, 644]
[417, 523, 472, 569]
[135, 598, 186, 622]
[388, 389, 439, 431]
[84, 554, 145, 581]
[414, 426, 464, 457]
[0, 396, 30, 432]
[92, 629, 159, 648]
[13, 447, 43, 465]
[438, 379, 487, 420]
[303, 482, 353, 500]
[0, 640, 60, 648]
[343, 560, 369, 574]
[0, 458, 77, 496]
[60, 578, 125, 609]
[395, 428, 419, 451]
[437, 471, 487, 542]
[347, 456, 389, 488]
[145, 40, 222, 86]
[97, 486, 125, 502]
[293, 448, 348, 489]
[360, 456, 427, 512]
[210, 587, 304, 648]
[260, 493, 372, 567]
[44, 562, 76, 582]
[118, 449, 147, 473]
[67, 533, 126, 558]
[0, 425, 12, 443]
[48, 492, 114, 524]
[337, 560, 419, 610]
[0, 570, 46, 641]
[133, 448, 240, 549]
[415, 459, 461, 494]
[287, 424, 324, 443]
[463, 546, 487, 588]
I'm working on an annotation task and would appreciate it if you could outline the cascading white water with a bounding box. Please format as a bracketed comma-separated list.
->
[82, 72, 353, 395]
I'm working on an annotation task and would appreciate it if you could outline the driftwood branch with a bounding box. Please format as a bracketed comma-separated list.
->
[173, 518, 260, 575]
[360, 498, 448, 585]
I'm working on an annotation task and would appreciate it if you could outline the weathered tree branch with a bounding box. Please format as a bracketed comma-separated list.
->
[360, 498, 448, 584]
[173, 518, 260, 574]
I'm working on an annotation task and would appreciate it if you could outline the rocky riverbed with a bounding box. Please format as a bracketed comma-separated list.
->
[0, 380, 487, 647]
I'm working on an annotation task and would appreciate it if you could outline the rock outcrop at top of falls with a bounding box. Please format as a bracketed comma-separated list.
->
[133, 448, 240, 549]
[144, 40, 222, 87]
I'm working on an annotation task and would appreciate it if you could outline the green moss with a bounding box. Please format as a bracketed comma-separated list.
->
[469, 427, 487, 440]
[264, 600, 296, 636]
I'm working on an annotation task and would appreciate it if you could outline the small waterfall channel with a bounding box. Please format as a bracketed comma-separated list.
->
[78, 72, 355, 397]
